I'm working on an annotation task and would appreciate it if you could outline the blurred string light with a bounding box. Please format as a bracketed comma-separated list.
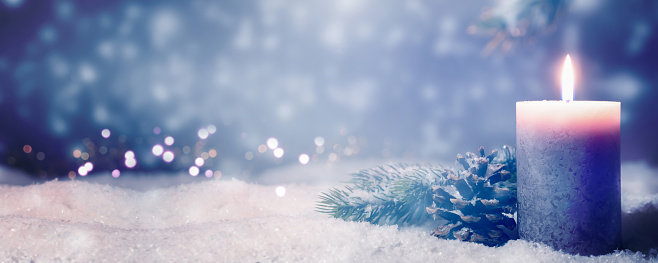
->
[37, 120, 364, 183]
[58, 122, 357, 180]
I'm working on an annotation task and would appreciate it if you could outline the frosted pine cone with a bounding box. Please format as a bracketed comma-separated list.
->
[426, 147, 517, 246]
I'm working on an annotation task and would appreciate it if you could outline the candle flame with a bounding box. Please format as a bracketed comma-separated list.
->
[562, 54, 574, 102]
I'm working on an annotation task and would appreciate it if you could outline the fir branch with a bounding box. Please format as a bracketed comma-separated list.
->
[316, 163, 450, 226]
[317, 145, 517, 230]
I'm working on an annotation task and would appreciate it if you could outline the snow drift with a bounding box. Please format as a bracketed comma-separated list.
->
[0, 162, 656, 262]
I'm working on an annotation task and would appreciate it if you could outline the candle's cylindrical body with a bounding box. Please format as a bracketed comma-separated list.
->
[517, 101, 621, 256]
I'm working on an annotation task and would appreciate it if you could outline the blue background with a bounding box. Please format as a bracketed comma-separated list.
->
[1, 0, 656, 180]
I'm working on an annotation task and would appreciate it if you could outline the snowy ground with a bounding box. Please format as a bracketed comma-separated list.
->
[0, 161, 657, 262]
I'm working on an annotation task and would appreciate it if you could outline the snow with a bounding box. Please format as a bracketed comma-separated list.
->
[0, 162, 656, 262]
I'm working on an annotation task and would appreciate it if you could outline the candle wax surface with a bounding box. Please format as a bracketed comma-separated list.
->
[516, 100, 621, 256]
[517, 101, 620, 134]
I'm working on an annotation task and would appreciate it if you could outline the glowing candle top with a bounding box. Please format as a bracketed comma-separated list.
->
[517, 54, 620, 134]
[562, 54, 574, 102]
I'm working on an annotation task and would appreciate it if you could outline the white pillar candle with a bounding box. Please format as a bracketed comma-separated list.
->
[516, 55, 621, 255]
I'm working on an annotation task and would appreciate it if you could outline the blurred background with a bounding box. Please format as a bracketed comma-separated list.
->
[0, 0, 656, 181]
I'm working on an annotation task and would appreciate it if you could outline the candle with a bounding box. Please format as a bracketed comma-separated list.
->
[516, 55, 621, 255]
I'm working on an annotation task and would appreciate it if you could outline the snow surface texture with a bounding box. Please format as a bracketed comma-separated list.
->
[0, 162, 657, 262]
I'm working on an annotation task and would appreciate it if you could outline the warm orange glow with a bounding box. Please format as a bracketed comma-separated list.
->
[562, 54, 574, 102]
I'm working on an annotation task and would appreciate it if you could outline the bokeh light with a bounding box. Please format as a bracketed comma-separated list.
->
[204, 169, 213, 177]
[125, 158, 137, 168]
[101, 129, 111, 138]
[298, 154, 309, 165]
[23, 145, 32, 154]
[245, 152, 254, 160]
[328, 153, 338, 162]
[111, 169, 120, 178]
[257, 144, 267, 153]
[207, 125, 217, 134]
[78, 166, 88, 176]
[208, 149, 217, 158]
[73, 150, 81, 158]
[163, 151, 174, 162]
[275, 186, 286, 197]
[266, 138, 278, 149]
[152, 144, 164, 156]
[125, 151, 135, 159]
[188, 166, 199, 176]
[273, 148, 284, 158]
[194, 157, 204, 166]
[198, 128, 209, 140]
[164, 136, 174, 146]
[314, 137, 325, 147]
[84, 162, 93, 172]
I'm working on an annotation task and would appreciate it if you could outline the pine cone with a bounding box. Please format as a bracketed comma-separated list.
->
[426, 147, 517, 246]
